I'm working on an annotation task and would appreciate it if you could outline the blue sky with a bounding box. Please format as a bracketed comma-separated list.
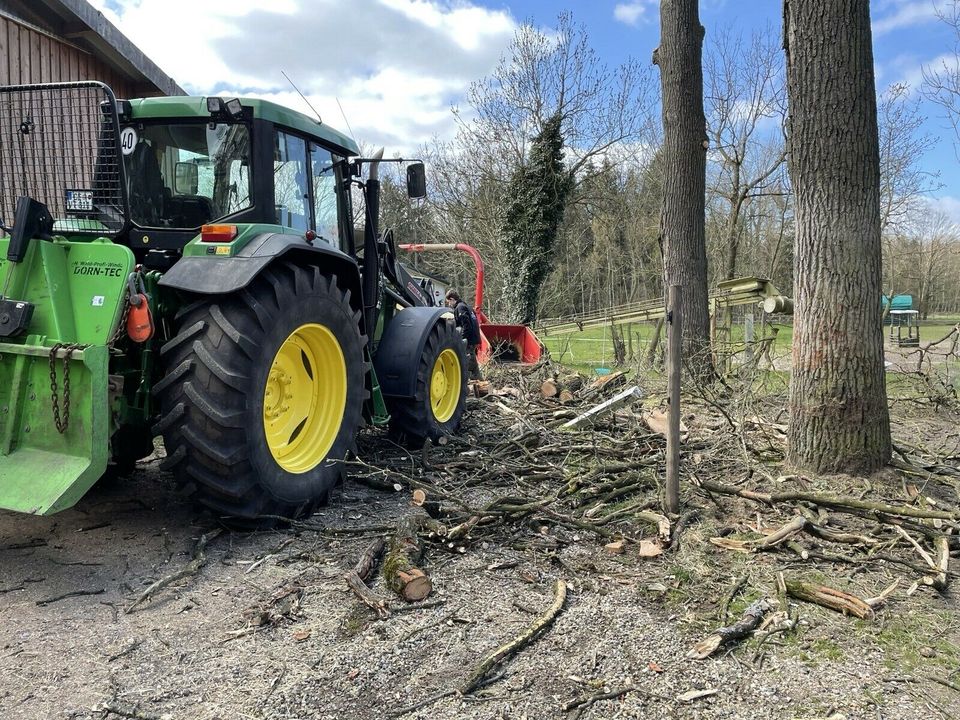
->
[91, 0, 960, 220]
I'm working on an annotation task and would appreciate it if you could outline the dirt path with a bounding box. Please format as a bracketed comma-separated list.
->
[2, 452, 957, 720]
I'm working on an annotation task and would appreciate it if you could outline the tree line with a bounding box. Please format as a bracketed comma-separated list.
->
[380, 7, 960, 325]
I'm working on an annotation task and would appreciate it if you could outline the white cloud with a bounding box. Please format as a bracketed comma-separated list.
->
[926, 195, 960, 224]
[886, 51, 957, 93]
[86, 0, 517, 153]
[613, 2, 656, 27]
[873, 0, 940, 36]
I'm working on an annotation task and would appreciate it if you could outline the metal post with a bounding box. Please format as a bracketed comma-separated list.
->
[665, 284, 682, 515]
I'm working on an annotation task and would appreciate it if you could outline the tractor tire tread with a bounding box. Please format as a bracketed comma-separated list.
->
[157, 261, 364, 523]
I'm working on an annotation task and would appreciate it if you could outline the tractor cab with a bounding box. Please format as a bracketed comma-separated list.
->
[114, 96, 358, 270]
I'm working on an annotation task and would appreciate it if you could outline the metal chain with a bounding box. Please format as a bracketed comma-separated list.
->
[109, 292, 132, 348]
[49, 342, 87, 434]
[49, 277, 137, 433]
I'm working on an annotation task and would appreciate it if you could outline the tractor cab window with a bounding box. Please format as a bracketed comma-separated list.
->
[310, 144, 342, 249]
[122, 122, 252, 229]
[274, 132, 309, 231]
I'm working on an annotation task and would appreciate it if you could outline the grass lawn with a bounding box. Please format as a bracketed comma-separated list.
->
[541, 320, 793, 372]
[926, 313, 960, 326]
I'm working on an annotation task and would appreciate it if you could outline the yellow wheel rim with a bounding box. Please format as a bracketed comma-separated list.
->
[430, 348, 461, 423]
[263, 323, 346, 474]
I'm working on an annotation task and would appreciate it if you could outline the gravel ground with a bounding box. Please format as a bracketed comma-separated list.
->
[2, 449, 957, 720]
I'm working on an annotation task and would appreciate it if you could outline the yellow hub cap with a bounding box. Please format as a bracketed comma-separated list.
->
[430, 348, 461, 423]
[263, 323, 347, 474]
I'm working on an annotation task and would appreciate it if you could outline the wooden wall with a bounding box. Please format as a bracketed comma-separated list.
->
[0, 13, 141, 98]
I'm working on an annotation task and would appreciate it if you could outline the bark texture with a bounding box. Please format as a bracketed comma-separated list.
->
[784, 0, 892, 472]
[655, 0, 712, 369]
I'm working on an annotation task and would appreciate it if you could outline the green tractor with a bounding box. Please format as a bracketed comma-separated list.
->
[0, 81, 467, 521]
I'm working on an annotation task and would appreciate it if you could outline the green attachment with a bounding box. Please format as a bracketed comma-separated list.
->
[0, 236, 133, 515]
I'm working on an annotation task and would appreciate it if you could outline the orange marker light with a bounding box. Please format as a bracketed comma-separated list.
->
[200, 224, 238, 243]
[127, 294, 154, 343]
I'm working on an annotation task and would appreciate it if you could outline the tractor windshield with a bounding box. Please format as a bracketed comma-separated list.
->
[121, 121, 252, 229]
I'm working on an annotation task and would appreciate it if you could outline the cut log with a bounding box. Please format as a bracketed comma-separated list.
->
[384, 516, 433, 602]
[344, 537, 390, 618]
[931, 534, 950, 591]
[687, 598, 772, 659]
[352, 474, 404, 493]
[695, 479, 960, 522]
[469, 380, 492, 397]
[561, 385, 643, 430]
[753, 515, 807, 549]
[353, 537, 386, 582]
[540, 379, 559, 398]
[785, 579, 874, 619]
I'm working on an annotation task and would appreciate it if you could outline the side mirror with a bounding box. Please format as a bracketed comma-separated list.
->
[406, 162, 427, 199]
[174, 161, 199, 195]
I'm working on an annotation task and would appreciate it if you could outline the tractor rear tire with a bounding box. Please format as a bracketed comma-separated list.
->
[156, 262, 366, 523]
[386, 319, 467, 447]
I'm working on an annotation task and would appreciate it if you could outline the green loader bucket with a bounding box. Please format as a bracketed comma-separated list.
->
[0, 236, 133, 514]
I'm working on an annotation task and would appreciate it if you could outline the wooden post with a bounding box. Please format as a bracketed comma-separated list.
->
[744, 311, 755, 363]
[665, 284, 682, 515]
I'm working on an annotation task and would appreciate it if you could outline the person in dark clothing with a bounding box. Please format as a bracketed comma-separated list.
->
[445, 289, 482, 380]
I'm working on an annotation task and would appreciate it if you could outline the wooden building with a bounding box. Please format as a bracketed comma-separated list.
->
[0, 0, 182, 97]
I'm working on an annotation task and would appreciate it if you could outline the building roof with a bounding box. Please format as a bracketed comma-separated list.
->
[0, 0, 183, 96]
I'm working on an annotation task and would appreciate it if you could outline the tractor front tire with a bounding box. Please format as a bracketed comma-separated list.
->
[156, 262, 366, 522]
[387, 319, 467, 447]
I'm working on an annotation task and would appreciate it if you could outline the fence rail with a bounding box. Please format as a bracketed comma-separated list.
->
[536, 277, 789, 335]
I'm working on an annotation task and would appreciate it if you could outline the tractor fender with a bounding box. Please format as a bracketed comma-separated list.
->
[158, 233, 363, 322]
[374, 306, 458, 398]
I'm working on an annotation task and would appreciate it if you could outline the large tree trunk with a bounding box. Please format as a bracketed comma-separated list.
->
[655, 0, 712, 371]
[784, 0, 891, 472]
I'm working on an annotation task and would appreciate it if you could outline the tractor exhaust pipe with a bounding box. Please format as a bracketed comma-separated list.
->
[361, 148, 384, 339]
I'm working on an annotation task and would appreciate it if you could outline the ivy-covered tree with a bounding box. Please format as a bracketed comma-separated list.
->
[500, 113, 572, 324]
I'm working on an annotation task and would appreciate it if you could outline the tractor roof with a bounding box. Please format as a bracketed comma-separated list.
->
[125, 95, 360, 155]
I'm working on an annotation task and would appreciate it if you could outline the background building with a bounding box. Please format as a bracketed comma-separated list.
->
[0, 0, 182, 97]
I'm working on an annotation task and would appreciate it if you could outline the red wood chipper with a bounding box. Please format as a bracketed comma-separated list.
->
[399, 243, 544, 366]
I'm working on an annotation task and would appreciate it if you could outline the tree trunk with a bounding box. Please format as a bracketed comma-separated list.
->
[724, 165, 743, 281]
[784, 0, 891, 472]
[655, 0, 712, 372]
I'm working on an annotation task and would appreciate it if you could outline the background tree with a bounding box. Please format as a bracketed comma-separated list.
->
[500, 113, 573, 322]
[924, 0, 960, 157]
[783, 0, 891, 473]
[877, 83, 941, 234]
[704, 25, 787, 281]
[453, 13, 655, 323]
[655, 0, 712, 364]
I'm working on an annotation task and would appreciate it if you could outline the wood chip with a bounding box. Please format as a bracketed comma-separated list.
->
[604, 540, 627, 555]
[676, 688, 718, 703]
[642, 409, 689, 441]
[637, 539, 664, 558]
